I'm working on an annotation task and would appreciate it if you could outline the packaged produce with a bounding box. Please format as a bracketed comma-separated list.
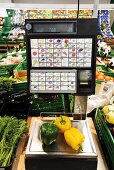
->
[55, 116, 71, 133]
[87, 94, 109, 113]
[87, 82, 114, 113]
[64, 127, 85, 151]
[40, 121, 58, 145]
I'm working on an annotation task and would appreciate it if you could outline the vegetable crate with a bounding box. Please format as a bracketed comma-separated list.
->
[1, 101, 30, 119]
[94, 109, 114, 170]
[12, 82, 27, 91]
[0, 90, 31, 119]
[29, 94, 68, 115]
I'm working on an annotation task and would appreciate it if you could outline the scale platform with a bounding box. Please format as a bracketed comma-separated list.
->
[25, 119, 98, 170]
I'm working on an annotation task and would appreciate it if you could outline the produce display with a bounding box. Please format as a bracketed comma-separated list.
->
[0, 77, 15, 90]
[0, 46, 27, 92]
[0, 46, 26, 80]
[8, 27, 25, 40]
[0, 55, 23, 66]
[97, 10, 114, 41]
[96, 40, 114, 83]
[96, 68, 114, 82]
[0, 116, 28, 167]
[1, 9, 92, 45]
[0, 76, 26, 92]
[97, 9, 114, 85]
[40, 116, 85, 151]
[12, 9, 28, 26]
[28, 10, 92, 19]
[0, 46, 26, 66]
[97, 41, 111, 59]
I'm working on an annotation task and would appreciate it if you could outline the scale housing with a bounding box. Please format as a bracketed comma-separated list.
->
[25, 18, 97, 95]
[25, 18, 98, 170]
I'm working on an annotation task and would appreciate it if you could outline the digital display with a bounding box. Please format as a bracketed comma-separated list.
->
[33, 23, 75, 33]
[30, 38, 92, 68]
[30, 70, 77, 93]
[79, 70, 92, 83]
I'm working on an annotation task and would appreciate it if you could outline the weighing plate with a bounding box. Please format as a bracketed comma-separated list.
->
[26, 119, 97, 158]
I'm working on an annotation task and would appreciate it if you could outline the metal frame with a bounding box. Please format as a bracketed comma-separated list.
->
[25, 119, 97, 158]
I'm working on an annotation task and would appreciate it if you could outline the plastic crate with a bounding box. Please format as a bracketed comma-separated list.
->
[29, 94, 66, 115]
[0, 90, 30, 119]
[12, 82, 27, 91]
[1, 102, 29, 119]
[94, 109, 114, 170]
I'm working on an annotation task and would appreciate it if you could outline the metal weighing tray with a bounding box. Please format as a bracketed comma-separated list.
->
[25, 119, 98, 170]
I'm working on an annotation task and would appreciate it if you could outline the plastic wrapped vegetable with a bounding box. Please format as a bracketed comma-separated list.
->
[55, 116, 71, 133]
[64, 127, 85, 151]
[40, 121, 58, 145]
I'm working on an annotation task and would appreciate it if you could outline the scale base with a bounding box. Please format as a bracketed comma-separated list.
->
[25, 157, 97, 170]
[25, 119, 98, 170]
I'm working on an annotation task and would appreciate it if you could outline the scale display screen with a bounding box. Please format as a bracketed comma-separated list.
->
[31, 38, 92, 68]
[33, 23, 75, 33]
[30, 70, 77, 93]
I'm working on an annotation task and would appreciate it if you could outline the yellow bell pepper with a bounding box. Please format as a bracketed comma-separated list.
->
[106, 111, 114, 124]
[55, 116, 71, 133]
[102, 106, 109, 115]
[64, 127, 85, 151]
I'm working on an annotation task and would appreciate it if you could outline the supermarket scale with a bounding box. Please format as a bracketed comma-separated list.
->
[25, 18, 98, 170]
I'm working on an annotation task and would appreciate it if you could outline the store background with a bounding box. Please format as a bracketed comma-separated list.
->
[0, 0, 113, 114]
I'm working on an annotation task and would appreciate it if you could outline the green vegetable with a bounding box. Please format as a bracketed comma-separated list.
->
[0, 77, 15, 90]
[0, 116, 28, 167]
[40, 121, 58, 145]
